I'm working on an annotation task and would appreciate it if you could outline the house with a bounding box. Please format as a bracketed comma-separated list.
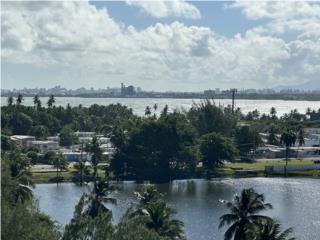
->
[303, 128, 320, 147]
[30, 140, 59, 153]
[61, 151, 92, 162]
[47, 136, 60, 142]
[10, 135, 36, 148]
[75, 131, 96, 138]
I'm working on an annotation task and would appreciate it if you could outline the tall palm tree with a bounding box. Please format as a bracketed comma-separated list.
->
[145, 106, 151, 117]
[267, 125, 279, 145]
[47, 94, 55, 108]
[7, 96, 14, 107]
[86, 179, 116, 218]
[89, 136, 102, 187]
[52, 154, 68, 183]
[219, 188, 273, 240]
[16, 94, 23, 106]
[296, 128, 305, 159]
[140, 201, 185, 240]
[270, 107, 277, 120]
[280, 130, 296, 176]
[5, 153, 34, 203]
[256, 220, 295, 240]
[134, 185, 162, 206]
[33, 95, 41, 109]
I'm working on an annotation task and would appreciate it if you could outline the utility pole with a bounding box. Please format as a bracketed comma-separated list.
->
[230, 88, 237, 114]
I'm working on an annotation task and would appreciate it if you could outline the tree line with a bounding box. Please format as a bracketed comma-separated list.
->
[2, 96, 320, 181]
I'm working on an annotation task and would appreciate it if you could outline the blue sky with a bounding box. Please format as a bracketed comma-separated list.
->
[93, 1, 267, 37]
[1, 1, 320, 91]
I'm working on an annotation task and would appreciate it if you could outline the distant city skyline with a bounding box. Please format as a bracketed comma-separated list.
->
[2, 1, 320, 91]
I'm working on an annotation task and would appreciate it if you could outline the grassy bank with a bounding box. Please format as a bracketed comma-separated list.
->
[31, 159, 320, 184]
[219, 159, 320, 177]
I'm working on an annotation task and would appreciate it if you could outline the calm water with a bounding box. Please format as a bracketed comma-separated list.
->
[1, 97, 319, 116]
[35, 178, 320, 240]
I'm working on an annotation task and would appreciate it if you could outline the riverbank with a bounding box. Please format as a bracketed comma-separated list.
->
[31, 159, 320, 184]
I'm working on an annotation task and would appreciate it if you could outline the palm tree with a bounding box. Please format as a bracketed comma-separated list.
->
[145, 106, 151, 117]
[52, 154, 68, 183]
[257, 220, 295, 240]
[219, 188, 272, 240]
[89, 136, 102, 187]
[139, 201, 185, 240]
[134, 185, 162, 206]
[268, 125, 279, 145]
[7, 96, 14, 107]
[296, 128, 305, 159]
[47, 94, 55, 108]
[16, 94, 23, 106]
[33, 95, 41, 109]
[270, 107, 277, 120]
[5, 153, 34, 203]
[280, 130, 296, 176]
[86, 179, 116, 218]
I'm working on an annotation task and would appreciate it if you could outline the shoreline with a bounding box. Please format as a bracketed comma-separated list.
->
[32, 169, 320, 184]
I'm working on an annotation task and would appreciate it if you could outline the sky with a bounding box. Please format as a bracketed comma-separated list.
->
[1, 0, 320, 91]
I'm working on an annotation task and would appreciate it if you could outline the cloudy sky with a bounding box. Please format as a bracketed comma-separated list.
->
[1, 0, 320, 91]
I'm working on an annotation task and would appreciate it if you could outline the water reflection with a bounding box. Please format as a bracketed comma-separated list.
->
[34, 178, 320, 240]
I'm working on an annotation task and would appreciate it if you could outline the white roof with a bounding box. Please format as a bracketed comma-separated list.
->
[10, 135, 35, 140]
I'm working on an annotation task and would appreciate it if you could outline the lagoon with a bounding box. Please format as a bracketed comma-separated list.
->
[35, 178, 320, 240]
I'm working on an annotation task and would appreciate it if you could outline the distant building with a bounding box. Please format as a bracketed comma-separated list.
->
[10, 135, 35, 148]
[30, 140, 59, 153]
[121, 83, 136, 96]
[75, 131, 95, 138]
[47, 136, 59, 142]
[204, 89, 215, 97]
[61, 151, 92, 162]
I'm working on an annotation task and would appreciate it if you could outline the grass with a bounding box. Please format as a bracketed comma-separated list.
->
[31, 167, 106, 184]
[219, 159, 320, 177]
[32, 159, 319, 183]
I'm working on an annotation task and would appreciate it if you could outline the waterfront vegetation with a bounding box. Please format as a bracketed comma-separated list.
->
[2, 96, 320, 183]
[1, 95, 319, 239]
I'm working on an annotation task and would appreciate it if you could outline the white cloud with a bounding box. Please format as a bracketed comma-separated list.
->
[1, 1, 320, 90]
[126, 0, 201, 19]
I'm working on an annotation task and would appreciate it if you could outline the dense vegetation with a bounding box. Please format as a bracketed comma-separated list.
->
[2, 96, 320, 182]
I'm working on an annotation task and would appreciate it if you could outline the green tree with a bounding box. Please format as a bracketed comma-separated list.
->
[52, 154, 68, 183]
[138, 201, 185, 240]
[187, 99, 236, 136]
[145, 106, 152, 117]
[236, 126, 262, 157]
[257, 220, 295, 240]
[280, 130, 296, 176]
[219, 188, 273, 240]
[134, 185, 162, 206]
[9, 112, 33, 135]
[59, 126, 78, 147]
[200, 132, 238, 178]
[296, 127, 305, 159]
[16, 94, 24, 106]
[118, 114, 197, 182]
[270, 107, 277, 120]
[267, 125, 279, 145]
[88, 136, 102, 185]
[31, 125, 50, 140]
[33, 95, 42, 109]
[7, 96, 14, 107]
[62, 194, 114, 240]
[132, 186, 185, 240]
[160, 105, 169, 118]
[47, 95, 55, 108]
